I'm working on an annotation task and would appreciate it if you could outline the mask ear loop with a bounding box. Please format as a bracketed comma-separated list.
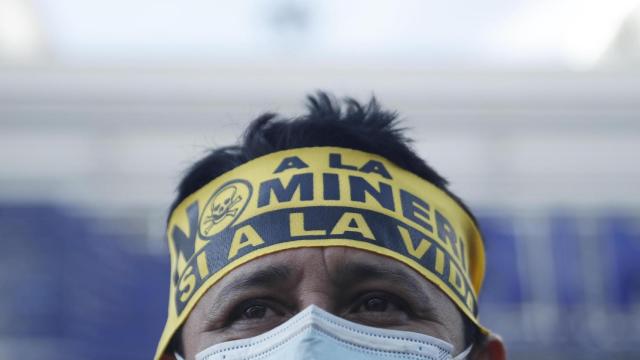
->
[452, 344, 473, 360]
[174, 352, 185, 360]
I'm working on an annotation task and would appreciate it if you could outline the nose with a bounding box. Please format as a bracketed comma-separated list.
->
[290, 248, 336, 315]
[298, 290, 333, 313]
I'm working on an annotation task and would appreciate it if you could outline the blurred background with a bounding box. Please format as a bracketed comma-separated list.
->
[1, 0, 640, 359]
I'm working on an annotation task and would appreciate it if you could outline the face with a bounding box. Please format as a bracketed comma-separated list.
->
[179, 246, 470, 359]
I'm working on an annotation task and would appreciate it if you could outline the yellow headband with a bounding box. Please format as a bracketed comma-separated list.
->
[155, 147, 486, 359]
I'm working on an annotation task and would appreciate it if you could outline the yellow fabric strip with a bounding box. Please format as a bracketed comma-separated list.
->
[154, 147, 486, 360]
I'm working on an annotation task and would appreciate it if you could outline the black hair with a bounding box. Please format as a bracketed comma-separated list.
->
[170, 92, 477, 225]
[168, 91, 481, 355]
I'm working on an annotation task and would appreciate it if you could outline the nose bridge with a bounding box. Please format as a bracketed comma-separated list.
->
[295, 248, 336, 313]
[299, 289, 333, 312]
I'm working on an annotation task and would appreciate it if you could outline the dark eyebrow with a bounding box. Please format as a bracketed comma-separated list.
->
[333, 261, 444, 320]
[332, 262, 427, 299]
[206, 265, 292, 318]
[220, 264, 292, 295]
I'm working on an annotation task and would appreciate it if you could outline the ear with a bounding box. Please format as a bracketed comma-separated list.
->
[160, 354, 177, 360]
[471, 333, 507, 360]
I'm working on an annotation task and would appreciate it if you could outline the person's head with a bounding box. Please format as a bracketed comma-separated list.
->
[156, 92, 506, 360]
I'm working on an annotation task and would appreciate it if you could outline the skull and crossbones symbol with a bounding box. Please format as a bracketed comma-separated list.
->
[202, 185, 243, 234]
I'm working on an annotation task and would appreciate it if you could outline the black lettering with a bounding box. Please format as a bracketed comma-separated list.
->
[400, 190, 433, 233]
[273, 156, 309, 173]
[258, 173, 314, 207]
[435, 210, 458, 256]
[323, 173, 340, 200]
[349, 176, 395, 211]
[329, 153, 358, 170]
[359, 160, 392, 179]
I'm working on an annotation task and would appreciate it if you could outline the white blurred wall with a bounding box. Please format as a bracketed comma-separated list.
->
[1, 65, 639, 213]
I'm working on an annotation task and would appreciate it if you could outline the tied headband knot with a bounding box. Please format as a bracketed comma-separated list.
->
[155, 147, 487, 360]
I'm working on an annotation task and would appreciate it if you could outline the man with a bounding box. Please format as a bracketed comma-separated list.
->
[156, 93, 506, 360]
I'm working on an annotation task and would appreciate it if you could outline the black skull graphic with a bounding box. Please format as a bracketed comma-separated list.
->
[202, 185, 242, 234]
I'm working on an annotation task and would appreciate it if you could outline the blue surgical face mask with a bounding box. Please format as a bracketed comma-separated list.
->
[181, 305, 472, 360]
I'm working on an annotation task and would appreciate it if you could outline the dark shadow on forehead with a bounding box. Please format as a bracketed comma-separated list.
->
[215, 256, 433, 303]
[201, 252, 449, 329]
[332, 261, 424, 295]
[221, 264, 292, 294]
[205, 264, 293, 318]
[331, 260, 449, 324]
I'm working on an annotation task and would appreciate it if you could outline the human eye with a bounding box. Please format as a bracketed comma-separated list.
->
[347, 292, 412, 326]
[225, 299, 289, 331]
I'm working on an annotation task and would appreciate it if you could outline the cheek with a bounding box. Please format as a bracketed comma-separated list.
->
[180, 299, 231, 358]
[425, 292, 467, 350]
[179, 310, 206, 359]
[180, 324, 236, 359]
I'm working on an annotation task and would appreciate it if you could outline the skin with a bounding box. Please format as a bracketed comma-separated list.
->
[163, 247, 506, 360]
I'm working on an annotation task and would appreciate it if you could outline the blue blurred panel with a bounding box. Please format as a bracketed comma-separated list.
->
[130, 254, 170, 356]
[61, 220, 168, 360]
[0, 204, 169, 359]
[549, 214, 585, 306]
[601, 215, 640, 308]
[5, 203, 638, 358]
[476, 214, 523, 305]
[0, 204, 68, 337]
